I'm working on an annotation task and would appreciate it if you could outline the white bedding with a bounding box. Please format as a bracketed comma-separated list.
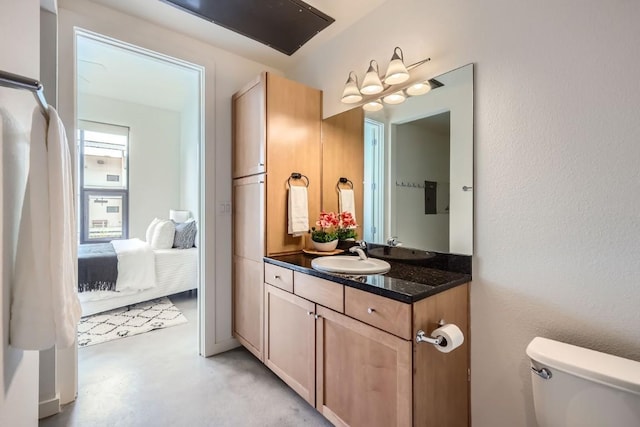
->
[111, 238, 156, 292]
[79, 247, 198, 316]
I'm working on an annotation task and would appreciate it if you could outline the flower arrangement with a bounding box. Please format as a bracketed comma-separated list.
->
[310, 211, 358, 243]
[336, 211, 358, 241]
[311, 211, 339, 243]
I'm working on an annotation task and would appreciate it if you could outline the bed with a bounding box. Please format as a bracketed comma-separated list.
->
[78, 241, 198, 316]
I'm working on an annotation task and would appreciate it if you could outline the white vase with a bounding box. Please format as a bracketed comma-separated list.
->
[312, 239, 339, 252]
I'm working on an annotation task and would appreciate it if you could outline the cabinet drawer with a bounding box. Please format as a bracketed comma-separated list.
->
[293, 272, 344, 313]
[264, 264, 293, 293]
[344, 287, 412, 340]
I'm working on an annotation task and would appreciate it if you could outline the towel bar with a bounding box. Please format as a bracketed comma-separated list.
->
[336, 177, 354, 192]
[287, 172, 309, 188]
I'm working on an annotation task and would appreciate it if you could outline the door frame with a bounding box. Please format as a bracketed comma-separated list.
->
[56, 28, 209, 405]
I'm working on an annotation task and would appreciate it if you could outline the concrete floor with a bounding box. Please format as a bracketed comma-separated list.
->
[40, 292, 331, 427]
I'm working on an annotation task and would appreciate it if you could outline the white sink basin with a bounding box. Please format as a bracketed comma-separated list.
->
[311, 255, 391, 275]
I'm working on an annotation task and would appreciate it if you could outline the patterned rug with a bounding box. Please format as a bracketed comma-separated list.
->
[78, 297, 188, 347]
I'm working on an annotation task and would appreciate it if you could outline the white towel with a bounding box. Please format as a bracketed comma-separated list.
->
[47, 106, 82, 348]
[339, 188, 357, 222]
[287, 185, 309, 236]
[10, 107, 81, 350]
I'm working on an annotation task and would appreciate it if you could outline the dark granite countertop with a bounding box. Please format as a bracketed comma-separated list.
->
[264, 251, 471, 304]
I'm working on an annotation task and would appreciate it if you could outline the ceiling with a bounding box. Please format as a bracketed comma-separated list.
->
[83, 0, 387, 70]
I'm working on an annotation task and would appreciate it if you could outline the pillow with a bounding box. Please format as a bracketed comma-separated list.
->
[172, 220, 197, 249]
[170, 209, 191, 223]
[145, 218, 162, 243]
[151, 219, 176, 249]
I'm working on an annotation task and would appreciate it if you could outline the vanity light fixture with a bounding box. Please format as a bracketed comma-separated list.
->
[339, 47, 432, 111]
[360, 60, 384, 95]
[341, 71, 363, 104]
[362, 99, 383, 112]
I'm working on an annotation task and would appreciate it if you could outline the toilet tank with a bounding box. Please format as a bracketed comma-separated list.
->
[526, 337, 640, 427]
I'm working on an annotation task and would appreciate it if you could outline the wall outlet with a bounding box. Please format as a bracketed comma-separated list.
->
[218, 201, 231, 215]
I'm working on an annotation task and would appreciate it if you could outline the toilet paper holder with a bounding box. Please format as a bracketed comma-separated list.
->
[416, 319, 447, 346]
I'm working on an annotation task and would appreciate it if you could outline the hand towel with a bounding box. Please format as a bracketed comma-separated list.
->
[287, 185, 309, 237]
[338, 188, 357, 222]
[10, 107, 82, 350]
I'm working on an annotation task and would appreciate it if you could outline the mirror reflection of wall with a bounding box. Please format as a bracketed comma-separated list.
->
[394, 112, 450, 252]
[366, 63, 473, 255]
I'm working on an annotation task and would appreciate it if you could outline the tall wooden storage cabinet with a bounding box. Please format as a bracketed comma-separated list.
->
[232, 72, 322, 360]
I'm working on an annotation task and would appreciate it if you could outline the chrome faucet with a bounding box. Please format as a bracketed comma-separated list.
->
[349, 240, 368, 260]
[387, 236, 403, 247]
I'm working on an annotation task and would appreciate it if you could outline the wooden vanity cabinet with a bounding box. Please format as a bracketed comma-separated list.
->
[263, 269, 416, 427]
[263, 264, 470, 427]
[232, 73, 321, 361]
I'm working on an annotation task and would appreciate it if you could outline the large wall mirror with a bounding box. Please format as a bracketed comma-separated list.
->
[322, 63, 473, 255]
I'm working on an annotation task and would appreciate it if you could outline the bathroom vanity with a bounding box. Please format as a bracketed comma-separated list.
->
[231, 65, 474, 426]
[262, 252, 471, 427]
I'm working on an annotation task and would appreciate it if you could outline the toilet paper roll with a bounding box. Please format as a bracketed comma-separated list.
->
[431, 324, 464, 353]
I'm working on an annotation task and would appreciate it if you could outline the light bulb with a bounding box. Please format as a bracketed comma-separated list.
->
[406, 81, 432, 96]
[384, 47, 410, 85]
[341, 71, 362, 104]
[362, 99, 383, 111]
[360, 60, 383, 95]
[382, 91, 406, 105]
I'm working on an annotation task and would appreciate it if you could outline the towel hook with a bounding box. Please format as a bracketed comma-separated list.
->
[287, 172, 309, 188]
[336, 177, 354, 192]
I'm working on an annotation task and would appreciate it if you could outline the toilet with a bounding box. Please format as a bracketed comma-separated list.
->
[526, 336, 640, 427]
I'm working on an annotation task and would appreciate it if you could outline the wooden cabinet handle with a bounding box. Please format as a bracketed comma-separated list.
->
[367, 308, 375, 314]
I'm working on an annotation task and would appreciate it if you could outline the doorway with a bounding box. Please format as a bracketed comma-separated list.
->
[74, 29, 204, 360]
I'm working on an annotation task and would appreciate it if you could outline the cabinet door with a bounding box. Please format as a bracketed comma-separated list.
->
[233, 175, 265, 262]
[264, 73, 322, 255]
[232, 256, 263, 361]
[316, 306, 412, 427]
[264, 284, 315, 405]
[232, 75, 265, 178]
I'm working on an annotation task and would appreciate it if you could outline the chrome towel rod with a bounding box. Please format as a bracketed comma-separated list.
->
[0, 69, 49, 121]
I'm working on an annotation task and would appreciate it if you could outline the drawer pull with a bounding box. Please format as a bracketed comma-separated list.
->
[314, 314, 322, 320]
[307, 311, 314, 316]
[274, 275, 281, 279]
[367, 307, 375, 314]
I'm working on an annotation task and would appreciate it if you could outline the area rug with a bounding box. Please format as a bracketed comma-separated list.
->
[78, 297, 188, 347]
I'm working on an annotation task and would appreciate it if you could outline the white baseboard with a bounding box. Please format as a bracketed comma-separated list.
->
[38, 395, 60, 419]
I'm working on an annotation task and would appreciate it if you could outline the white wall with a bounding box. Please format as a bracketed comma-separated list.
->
[58, 0, 282, 356]
[179, 96, 200, 223]
[0, 1, 41, 425]
[288, 1, 640, 425]
[393, 123, 449, 251]
[78, 93, 182, 240]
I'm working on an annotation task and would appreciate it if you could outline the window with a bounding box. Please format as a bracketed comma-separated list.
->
[78, 120, 130, 243]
